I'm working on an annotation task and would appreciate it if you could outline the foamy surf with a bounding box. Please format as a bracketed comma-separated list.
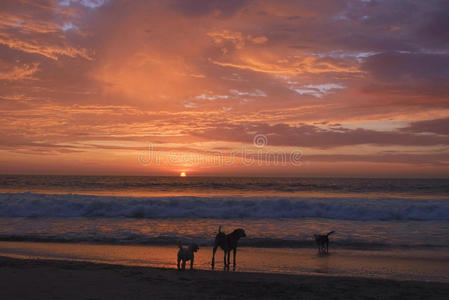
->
[0, 192, 448, 221]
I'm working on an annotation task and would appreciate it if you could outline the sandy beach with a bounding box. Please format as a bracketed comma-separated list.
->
[1, 256, 448, 300]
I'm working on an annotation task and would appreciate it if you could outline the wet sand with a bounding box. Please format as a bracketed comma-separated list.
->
[1, 241, 449, 282]
[1, 256, 449, 300]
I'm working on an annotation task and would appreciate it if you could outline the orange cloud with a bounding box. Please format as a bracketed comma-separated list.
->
[0, 0, 448, 176]
[0, 62, 39, 80]
[0, 33, 93, 60]
[211, 54, 360, 75]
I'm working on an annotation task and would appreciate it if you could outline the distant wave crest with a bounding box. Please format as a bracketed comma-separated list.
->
[0, 192, 448, 221]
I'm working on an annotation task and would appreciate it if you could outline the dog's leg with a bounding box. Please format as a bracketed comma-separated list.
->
[211, 245, 217, 269]
[177, 257, 180, 270]
[233, 248, 237, 271]
[190, 257, 194, 270]
[182, 260, 186, 270]
[227, 250, 231, 270]
[223, 251, 227, 270]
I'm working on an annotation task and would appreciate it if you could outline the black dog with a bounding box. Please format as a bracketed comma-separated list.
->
[177, 241, 199, 270]
[314, 231, 335, 255]
[211, 226, 246, 270]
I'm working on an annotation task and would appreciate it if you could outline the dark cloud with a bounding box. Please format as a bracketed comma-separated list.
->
[417, 0, 449, 47]
[193, 122, 449, 148]
[361, 52, 449, 98]
[402, 117, 449, 136]
[362, 52, 449, 82]
[313, 0, 449, 53]
[308, 152, 449, 166]
[169, 0, 251, 17]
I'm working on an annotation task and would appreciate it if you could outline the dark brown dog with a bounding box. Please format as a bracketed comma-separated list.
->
[177, 241, 199, 270]
[314, 231, 335, 255]
[211, 226, 246, 270]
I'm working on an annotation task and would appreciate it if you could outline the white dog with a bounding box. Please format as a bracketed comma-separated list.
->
[177, 241, 199, 270]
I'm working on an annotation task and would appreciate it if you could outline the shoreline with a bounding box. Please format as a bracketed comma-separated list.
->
[2, 237, 449, 252]
[3, 235, 449, 250]
[1, 241, 448, 282]
[1, 256, 449, 299]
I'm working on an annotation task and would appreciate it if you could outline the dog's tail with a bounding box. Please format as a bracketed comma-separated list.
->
[326, 231, 335, 237]
[218, 225, 222, 233]
[177, 240, 183, 249]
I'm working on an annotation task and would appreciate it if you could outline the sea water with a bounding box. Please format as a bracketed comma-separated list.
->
[0, 176, 448, 249]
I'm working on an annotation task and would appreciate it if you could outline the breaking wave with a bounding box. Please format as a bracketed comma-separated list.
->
[0, 192, 448, 221]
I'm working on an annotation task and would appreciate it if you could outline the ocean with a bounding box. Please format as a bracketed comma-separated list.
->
[0, 175, 448, 249]
[1, 175, 449, 281]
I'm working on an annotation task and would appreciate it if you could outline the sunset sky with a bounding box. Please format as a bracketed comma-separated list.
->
[0, 0, 448, 177]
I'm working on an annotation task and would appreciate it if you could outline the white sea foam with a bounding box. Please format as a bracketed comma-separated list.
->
[0, 192, 448, 221]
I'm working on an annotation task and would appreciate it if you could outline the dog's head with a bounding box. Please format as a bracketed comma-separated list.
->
[234, 228, 246, 238]
[190, 243, 199, 252]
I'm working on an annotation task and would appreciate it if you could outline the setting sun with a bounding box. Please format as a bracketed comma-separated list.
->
[180, 172, 187, 177]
